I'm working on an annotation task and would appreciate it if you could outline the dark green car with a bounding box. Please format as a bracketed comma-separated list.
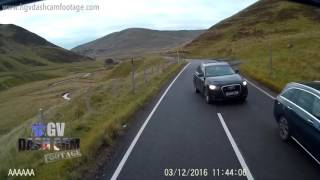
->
[274, 82, 320, 165]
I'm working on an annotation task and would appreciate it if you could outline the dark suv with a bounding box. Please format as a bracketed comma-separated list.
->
[193, 61, 248, 104]
[274, 82, 320, 164]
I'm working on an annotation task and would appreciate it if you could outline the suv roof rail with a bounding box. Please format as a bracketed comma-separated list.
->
[288, 82, 320, 93]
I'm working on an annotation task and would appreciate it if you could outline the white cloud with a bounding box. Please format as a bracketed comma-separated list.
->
[0, 0, 257, 49]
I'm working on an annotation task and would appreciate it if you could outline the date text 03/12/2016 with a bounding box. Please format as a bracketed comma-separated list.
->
[163, 168, 247, 177]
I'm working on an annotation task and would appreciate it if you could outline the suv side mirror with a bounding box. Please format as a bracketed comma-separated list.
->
[235, 69, 240, 73]
[197, 72, 204, 77]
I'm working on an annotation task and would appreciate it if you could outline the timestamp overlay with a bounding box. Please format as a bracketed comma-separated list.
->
[164, 168, 247, 177]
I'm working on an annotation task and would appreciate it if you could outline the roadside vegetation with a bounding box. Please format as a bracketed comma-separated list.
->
[0, 55, 183, 179]
[184, 0, 320, 92]
[0, 61, 100, 91]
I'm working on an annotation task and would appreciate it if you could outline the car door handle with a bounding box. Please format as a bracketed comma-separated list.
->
[287, 106, 293, 110]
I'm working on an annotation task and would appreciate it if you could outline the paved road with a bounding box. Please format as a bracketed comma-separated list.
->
[103, 61, 320, 180]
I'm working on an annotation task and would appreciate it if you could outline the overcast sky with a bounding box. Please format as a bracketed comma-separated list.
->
[0, 0, 257, 49]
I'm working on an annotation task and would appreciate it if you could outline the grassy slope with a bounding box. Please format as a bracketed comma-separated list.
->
[0, 61, 104, 136]
[184, 0, 320, 91]
[0, 24, 92, 91]
[0, 56, 183, 179]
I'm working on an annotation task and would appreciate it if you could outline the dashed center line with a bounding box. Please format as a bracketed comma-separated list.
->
[217, 113, 255, 180]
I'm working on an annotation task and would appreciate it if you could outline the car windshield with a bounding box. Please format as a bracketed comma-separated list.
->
[205, 65, 235, 77]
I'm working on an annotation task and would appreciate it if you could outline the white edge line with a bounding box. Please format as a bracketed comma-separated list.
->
[217, 113, 254, 180]
[247, 80, 276, 99]
[110, 63, 191, 180]
[291, 136, 320, 165]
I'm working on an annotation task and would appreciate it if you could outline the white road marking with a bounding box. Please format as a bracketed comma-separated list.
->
[110, 63, 191, 180]
[247, 80, 276, 99]
[217, 113, 255, 180]
[291, 136, 320, 165]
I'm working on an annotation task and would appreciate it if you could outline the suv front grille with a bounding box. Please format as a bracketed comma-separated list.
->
[222, 84, 241, 96]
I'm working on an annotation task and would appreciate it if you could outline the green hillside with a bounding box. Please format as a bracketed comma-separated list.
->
[184, 0, 320, 91]
[0, 24, 92, 90]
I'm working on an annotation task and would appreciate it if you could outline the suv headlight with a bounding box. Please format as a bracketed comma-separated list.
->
[242, 80, 247, 86]
[209, 85, 217, 90]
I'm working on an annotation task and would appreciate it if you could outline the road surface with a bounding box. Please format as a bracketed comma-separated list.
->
[101, 61, 320, 180]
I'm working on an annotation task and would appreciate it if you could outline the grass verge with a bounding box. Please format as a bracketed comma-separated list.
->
[0, 56, 184, 180]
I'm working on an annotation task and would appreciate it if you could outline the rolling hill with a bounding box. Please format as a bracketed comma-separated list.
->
[0, 24, 92, 90]
[184, 0, 320, 91]
[71, 28, 204, 59]
[0, 24, 91, 72]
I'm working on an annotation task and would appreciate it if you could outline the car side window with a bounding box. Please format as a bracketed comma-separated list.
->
[282, 89, 293, 99]
[296, 90, 315, 114]
[282, 88, 300, 103]
[312, 97, 320, 120]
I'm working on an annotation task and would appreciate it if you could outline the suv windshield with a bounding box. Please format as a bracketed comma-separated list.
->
[205, 65, 235, 77]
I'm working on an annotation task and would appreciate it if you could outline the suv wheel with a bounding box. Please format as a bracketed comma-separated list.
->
[195, 86, 199, 93]
[279, 116, 290, 141]
[205, 89, 212, 104]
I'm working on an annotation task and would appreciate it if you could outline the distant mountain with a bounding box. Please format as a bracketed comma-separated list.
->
[0, 24, 91, 72]
[71, 28, 205, 59]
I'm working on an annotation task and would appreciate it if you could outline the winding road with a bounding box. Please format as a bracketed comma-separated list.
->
[101, 61, 320, 180]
